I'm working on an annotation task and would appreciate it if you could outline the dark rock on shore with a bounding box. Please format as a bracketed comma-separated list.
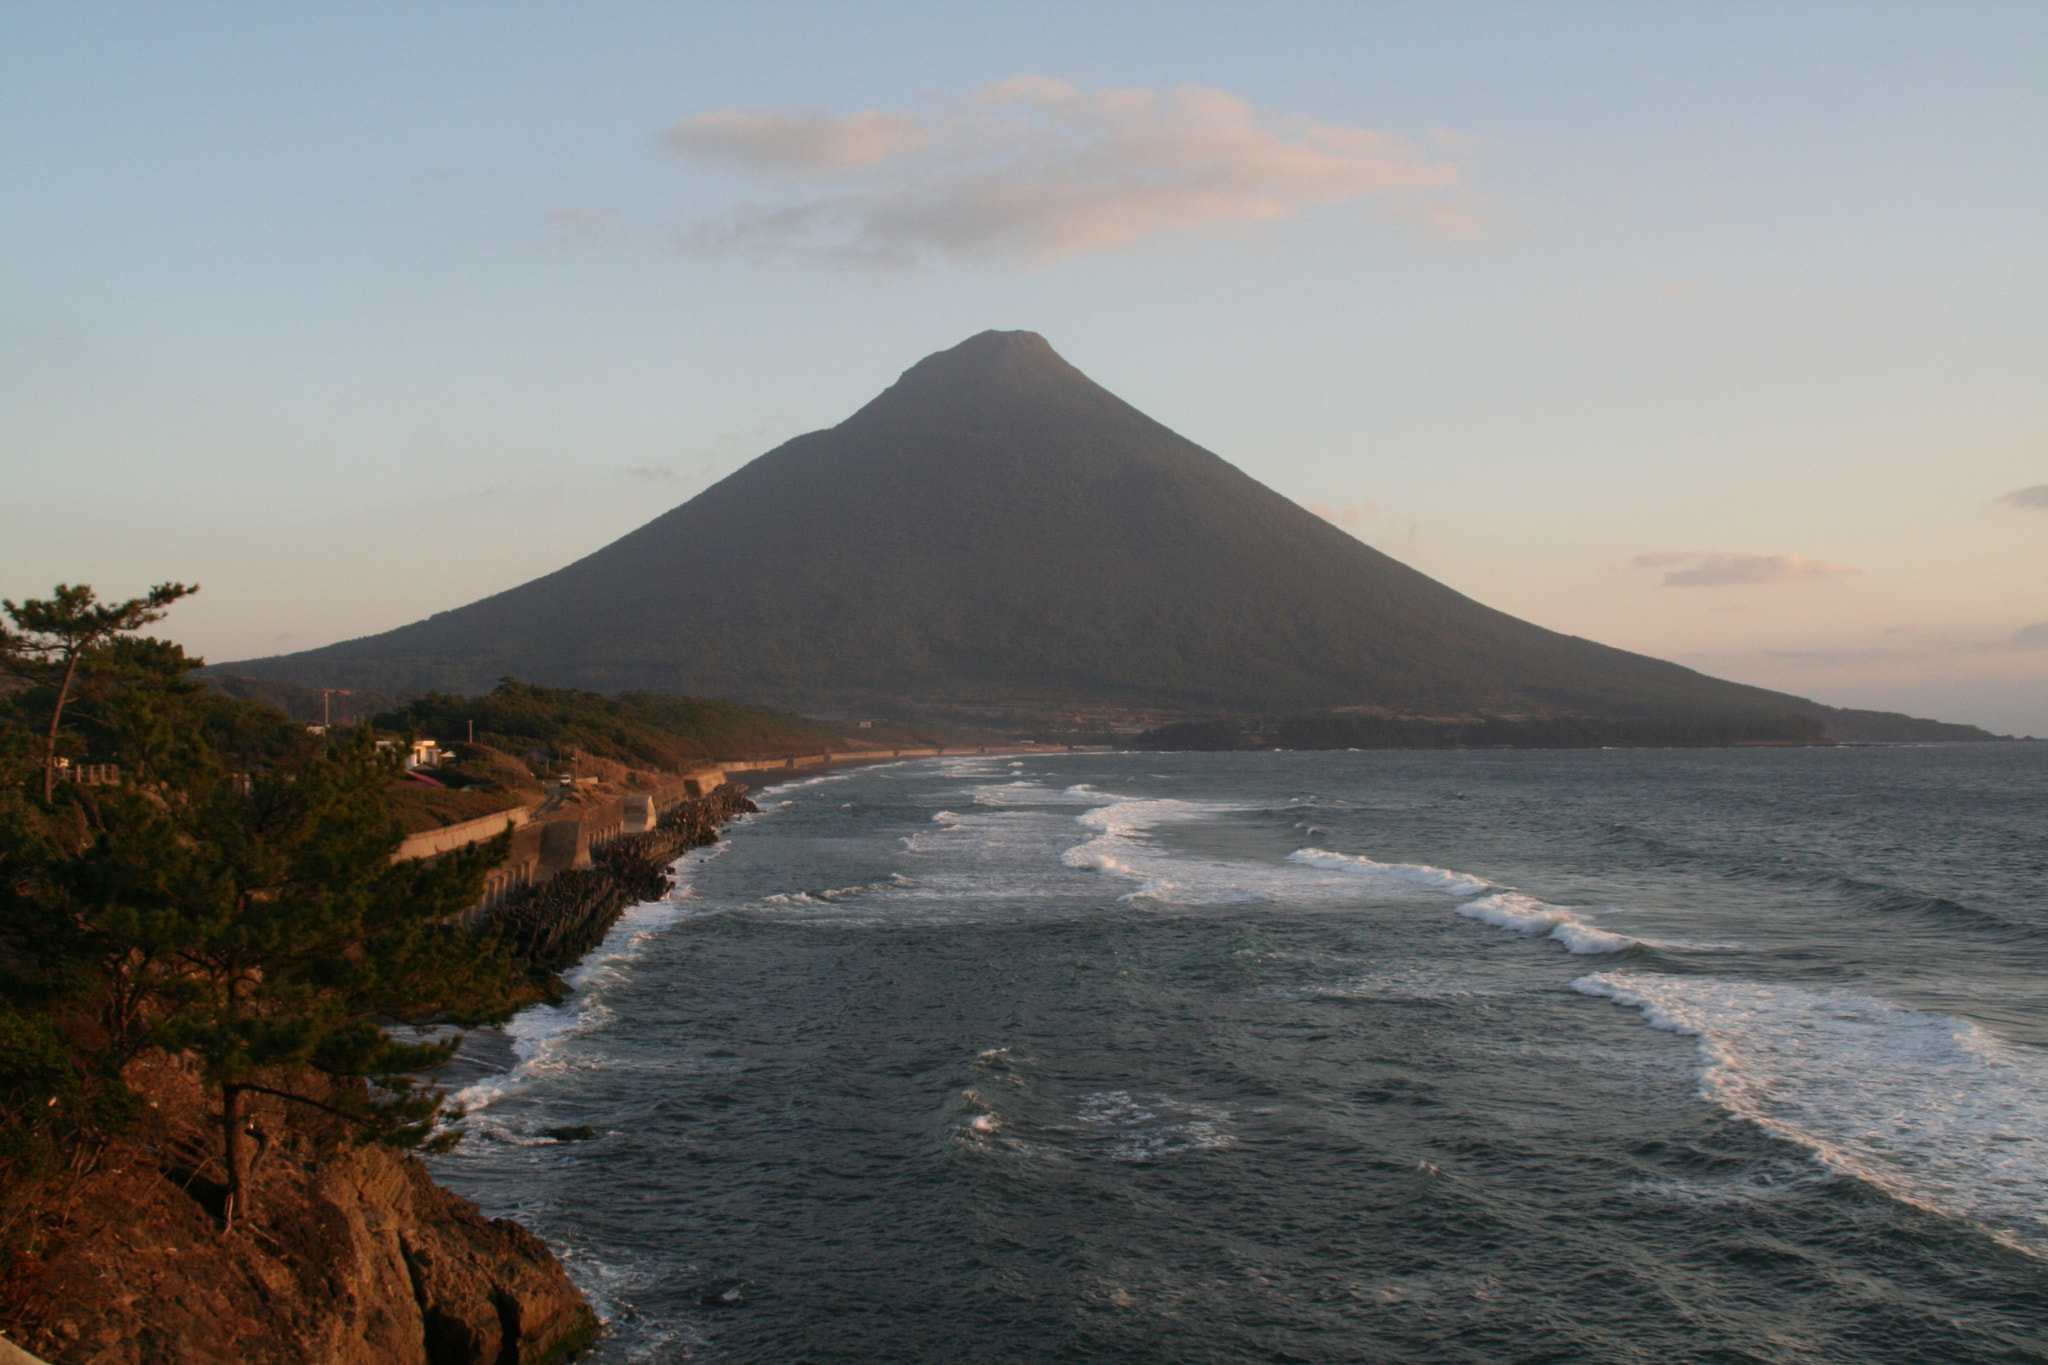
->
[489, 784, 757, 985]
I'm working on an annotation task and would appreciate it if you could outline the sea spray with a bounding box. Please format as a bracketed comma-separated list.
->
[1575, 971, 2048, 1256]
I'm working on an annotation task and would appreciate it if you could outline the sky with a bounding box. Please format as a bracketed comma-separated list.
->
[3, 1, 2045, 732]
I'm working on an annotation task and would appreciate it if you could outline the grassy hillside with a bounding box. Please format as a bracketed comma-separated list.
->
[203, 674, 404, 727]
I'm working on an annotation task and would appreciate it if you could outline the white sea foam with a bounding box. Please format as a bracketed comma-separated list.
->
[1286, 849, 1647, 953]
[901, 806, 1042, 855]
[1575, 971, 2048, 1255]
[929, 755, 1007, 780]
[1286, 848, 1490, 897]
[1075, 1091, 1235, 1161]
[933, 793, 1666, 953]
[969, 780, 1126, 807]
[447, 840, 733, 1119]
[759, 873, 914, 906]
[1060, 798, 1261, 903]
[448, 1000, 596, 1117]
[767, 770, 855, 791]
[1458, 892, 1637, 954]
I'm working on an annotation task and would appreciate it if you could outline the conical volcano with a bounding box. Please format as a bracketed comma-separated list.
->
[225, 330, 1830, 721]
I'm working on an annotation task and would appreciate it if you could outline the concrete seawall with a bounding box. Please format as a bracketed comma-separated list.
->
[390, 806, 530, 862]
[399, 747, 1066, 908]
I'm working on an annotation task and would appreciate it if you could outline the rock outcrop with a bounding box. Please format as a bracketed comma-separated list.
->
[0, 1054, 598, 1365]
[0, 782, 768, 1363]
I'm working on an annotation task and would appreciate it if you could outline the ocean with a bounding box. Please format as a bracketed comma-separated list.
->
[429, 746, 2048, 1363]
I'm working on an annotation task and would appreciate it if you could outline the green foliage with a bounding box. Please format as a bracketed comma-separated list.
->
[1133, 718, 1260, 751]
[1, 590, 520, 1223]
[430, 744, 544, 799]
[382, 678, 719, 770]
[0, 1008, 140, 1182]
[376, 676, 967, 771]
[615, 690, 843, 758]
[203, 674, 403, 727]
[2, 582, 196, 800]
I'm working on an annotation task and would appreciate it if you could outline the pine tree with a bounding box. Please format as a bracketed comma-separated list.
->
[1, 591, 519, 1229]
[1, 582, 195, 801]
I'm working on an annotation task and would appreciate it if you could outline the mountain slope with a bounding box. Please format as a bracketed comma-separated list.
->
[222, 332, 1900, 725]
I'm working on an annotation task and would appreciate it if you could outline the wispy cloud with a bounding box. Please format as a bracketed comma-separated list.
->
[1632, 551, 1860, 587]
[668, 109, 928, 172]
[617, 464, 676, 482]
[1999, 484, 2048, 510]
[663, 77, 1470, 268]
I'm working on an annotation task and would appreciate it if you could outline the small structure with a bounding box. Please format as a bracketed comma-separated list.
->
[52, 759, 122, 787]
[407, 739, 446, 771]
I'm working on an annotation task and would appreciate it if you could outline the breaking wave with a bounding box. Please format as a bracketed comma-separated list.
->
[1576, 971, 2048, 1256]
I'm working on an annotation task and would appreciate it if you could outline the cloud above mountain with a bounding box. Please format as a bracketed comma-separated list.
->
[664, 77, 1468, 267]
[1633, 551, 1860, 587]
[1999, 484, 2048, 510]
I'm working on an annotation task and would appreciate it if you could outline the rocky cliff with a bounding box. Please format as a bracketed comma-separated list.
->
[0, 782, 784, 1363]
[0, 1051, 597, 1365]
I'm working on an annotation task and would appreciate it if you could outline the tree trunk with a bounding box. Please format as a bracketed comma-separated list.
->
[40, 649, 81, 804]
[221, 1082, 247, 1230]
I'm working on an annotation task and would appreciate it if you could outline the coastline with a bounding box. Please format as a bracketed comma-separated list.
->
[406, 745, 2048, 1361]
[0, 769, 783, 1365]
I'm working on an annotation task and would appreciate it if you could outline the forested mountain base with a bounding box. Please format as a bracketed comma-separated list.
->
[1137, 712, 1837, 751]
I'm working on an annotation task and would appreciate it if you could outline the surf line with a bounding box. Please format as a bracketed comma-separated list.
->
[1285, 847, 1641, 953]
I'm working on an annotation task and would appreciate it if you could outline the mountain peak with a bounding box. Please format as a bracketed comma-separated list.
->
[221, 332, 1841, 729]
[851, 330, 1106, 427]
[918, 329, 1062, 373]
